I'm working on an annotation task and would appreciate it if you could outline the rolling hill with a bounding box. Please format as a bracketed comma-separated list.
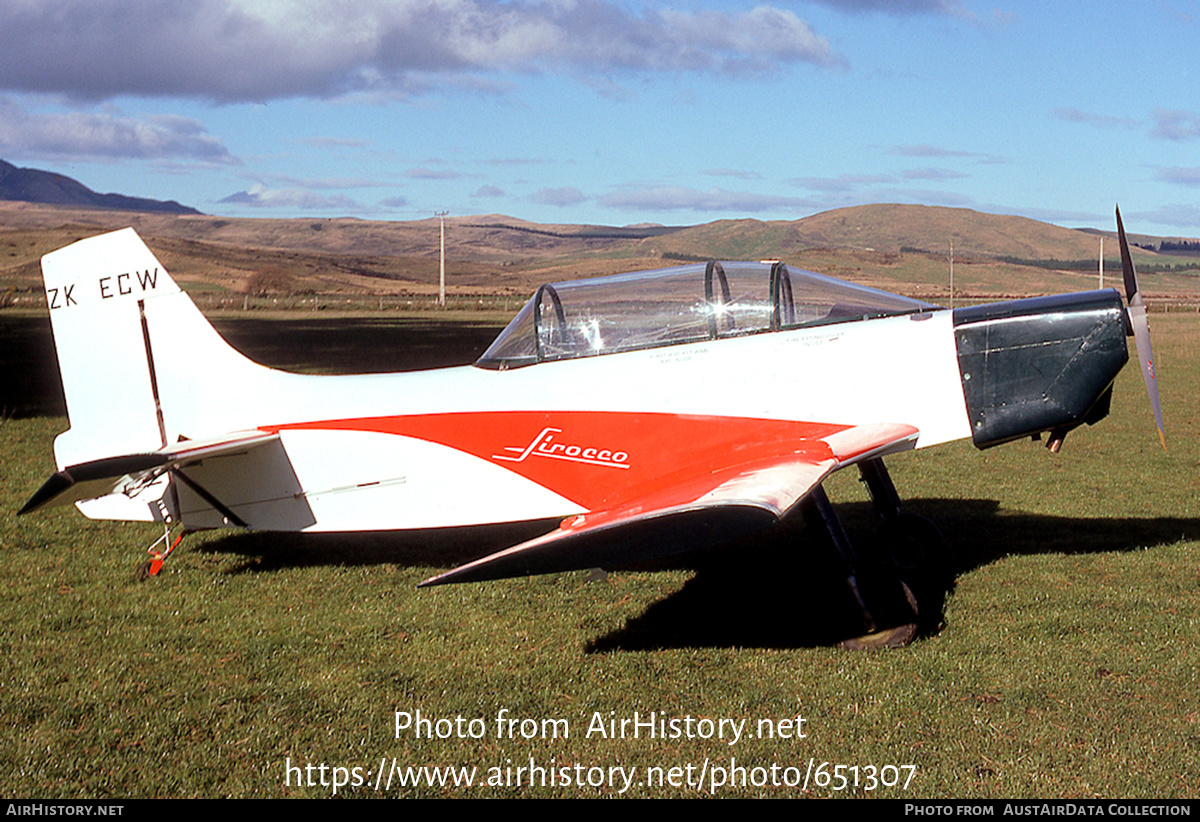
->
[0, 200, 1195, 302]
[0, 159, 201, 215]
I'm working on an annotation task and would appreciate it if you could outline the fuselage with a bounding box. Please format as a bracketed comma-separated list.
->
[150, 305, 973, 532]
[37, 233, 1128, 536]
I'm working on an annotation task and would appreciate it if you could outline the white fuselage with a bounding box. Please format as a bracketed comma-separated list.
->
[135, 302, 971, 532]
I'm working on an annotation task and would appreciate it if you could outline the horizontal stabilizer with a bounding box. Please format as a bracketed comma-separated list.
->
[420, 422, 918, 586]
[19, 430, 279, 515]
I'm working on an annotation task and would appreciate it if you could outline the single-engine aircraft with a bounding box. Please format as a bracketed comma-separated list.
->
[20, 209, 1164, 648]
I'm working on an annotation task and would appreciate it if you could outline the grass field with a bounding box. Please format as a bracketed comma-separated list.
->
[0, 312, 1197, 798]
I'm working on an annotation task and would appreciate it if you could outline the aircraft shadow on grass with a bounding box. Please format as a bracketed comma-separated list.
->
[195, 499, 1200, 651]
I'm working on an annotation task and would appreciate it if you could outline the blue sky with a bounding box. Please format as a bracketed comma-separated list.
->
[1, 1, 1198, 234]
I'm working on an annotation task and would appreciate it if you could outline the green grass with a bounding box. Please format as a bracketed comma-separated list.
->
[1, 317, 1198, 798]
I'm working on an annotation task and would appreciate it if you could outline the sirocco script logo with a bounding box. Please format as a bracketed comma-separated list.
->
[492, 427, 630, 469]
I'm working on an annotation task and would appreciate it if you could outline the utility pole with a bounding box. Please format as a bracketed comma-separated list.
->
[949, 240, 954, 309]
[435, 210, 448, 307]
[1099, 236, 1104, 289]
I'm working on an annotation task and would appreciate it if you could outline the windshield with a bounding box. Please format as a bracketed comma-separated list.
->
[476, 262, 937, 369]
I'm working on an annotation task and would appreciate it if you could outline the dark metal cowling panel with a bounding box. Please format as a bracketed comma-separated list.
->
[953, 290, 1129, 449]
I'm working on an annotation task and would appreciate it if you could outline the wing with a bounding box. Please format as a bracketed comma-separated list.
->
[419, 422, 918, 586]
[18, 430, 279, 517]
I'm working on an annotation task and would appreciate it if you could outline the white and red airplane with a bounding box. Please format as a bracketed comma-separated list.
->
[20, 210, 1163, 646]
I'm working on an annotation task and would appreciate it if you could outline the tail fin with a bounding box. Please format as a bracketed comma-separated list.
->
[43, 228, 179, 461]
[37, 228, 271, 519]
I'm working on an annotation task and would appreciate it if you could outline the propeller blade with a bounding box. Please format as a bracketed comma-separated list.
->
[1116, 206, 1166, 450]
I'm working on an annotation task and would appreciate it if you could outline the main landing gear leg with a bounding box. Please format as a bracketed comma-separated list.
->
[801, 484, 919, 651]
[858, 458, 950, 634]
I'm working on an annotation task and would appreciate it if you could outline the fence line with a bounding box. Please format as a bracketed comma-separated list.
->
[3, 288, 1200, 314]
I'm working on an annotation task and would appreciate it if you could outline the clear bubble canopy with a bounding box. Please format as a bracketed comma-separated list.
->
[476, 261, 939, 369]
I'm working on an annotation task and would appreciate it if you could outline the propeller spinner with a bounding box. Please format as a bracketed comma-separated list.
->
[1116, 206, 1166, 450]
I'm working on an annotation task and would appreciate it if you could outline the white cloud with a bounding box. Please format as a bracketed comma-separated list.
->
[530, 186, 586, 206]
[218, 183, 359, 209]
[902, 167, 967, 181]
[1156, 167, 1200, 187]
[254, 171, 391, 189]
[296, 136, 370, 148]
[0, 1, 843, 103]
[1053, 107, 1138, 130]
[1152, 110, 1200, 141]
[808, 0, 968, 13]
[889, 144, 1004, 165]
[890, 144, 974, 159]
[702, 168, 762, 181]
[405, 166, 464, 180]
[0, 97, 236, 163]
[1135, 204, 1200, 229]
[805, 0, 1004, 24]
[789, 173, 893, 192]
[597, 185, 810, 212]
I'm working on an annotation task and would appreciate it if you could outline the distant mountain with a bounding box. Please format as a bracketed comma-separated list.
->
[0, 159, 201, 215]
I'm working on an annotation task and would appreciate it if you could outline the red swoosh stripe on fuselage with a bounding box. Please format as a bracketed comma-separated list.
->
[263, 412, 850, 511]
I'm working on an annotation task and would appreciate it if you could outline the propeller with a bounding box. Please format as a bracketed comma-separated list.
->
[1116, 205, 1166, 450]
